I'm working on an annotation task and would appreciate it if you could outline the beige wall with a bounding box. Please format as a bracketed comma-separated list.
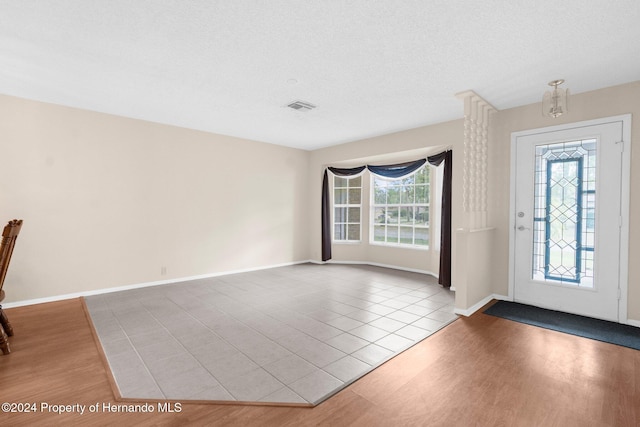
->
[455, 228, 494, 311]
[0, 95, 310, 303]
[490, 81, 640, 321]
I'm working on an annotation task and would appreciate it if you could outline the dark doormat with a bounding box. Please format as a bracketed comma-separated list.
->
[484, 301, 640, 351]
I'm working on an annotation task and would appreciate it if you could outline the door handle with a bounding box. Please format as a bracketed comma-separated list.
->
[518, 225, 530, 231]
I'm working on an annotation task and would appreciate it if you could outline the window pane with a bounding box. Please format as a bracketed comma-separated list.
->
[387, 226, 399, 243]
[348, 224, 360, 240]
[374, 207, 386, 224]
[387, 186, 400, 204]
[334, 188, 348, 204]
[403, 174, 415, 185]
[399, 207, 413, 225]
[400, 185, 414, 204]
[416, 185, 428, 203]
[348, 188, 361, 204]
[348, 207, 360, 222]
[415, 206, 429, 226]
[374, 187, 387, 204]
[584, 192, 595, 232]
[415, 167, 429, 184]
[585, 153, 596, 191]
[387, 207, 399, 224]
[415, 228, 429, 246]
[349, 176, 362, 187]
[400, 226, 413, 244]
[373, 225, 385, 242]
[335, 207, 347, 222]
[334, 177, 348, 188]
[334, 224, 345, 240]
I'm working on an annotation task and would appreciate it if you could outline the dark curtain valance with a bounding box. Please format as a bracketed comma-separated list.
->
[328, 166, 367, 177]
[328, 158, 425, 179]
[367, 159, 426, 178]
[321, 152, 451, 288]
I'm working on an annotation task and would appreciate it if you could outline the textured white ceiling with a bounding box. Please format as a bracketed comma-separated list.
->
[1, 1, 639, 150]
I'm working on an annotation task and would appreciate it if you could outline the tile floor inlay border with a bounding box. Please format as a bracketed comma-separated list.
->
[85, 263, 457, 405]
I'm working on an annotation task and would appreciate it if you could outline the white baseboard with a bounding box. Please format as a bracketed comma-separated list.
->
[3, 260, 313, 309]
[5, 260, 440, 309]
[454, 293, 511, 317]
[322, 259, 438, 278]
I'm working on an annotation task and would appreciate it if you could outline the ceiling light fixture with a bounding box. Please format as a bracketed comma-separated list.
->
[542, 79, 569, 118]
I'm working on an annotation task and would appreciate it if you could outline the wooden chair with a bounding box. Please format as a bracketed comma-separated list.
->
[0, 219, 23, 355]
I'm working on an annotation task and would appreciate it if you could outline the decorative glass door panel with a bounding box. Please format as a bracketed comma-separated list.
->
[532, 139, 596, 286]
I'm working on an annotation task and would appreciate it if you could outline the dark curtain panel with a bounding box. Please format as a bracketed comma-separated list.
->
[367, 159, 427, 178]
[321, 170, 332, 261]
[321, 166, 366, 261]
[427, 150, 452, 288]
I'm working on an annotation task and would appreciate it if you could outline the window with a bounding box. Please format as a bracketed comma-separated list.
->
[371, 165, 430, 248]
[333, 175, 362, 242]
[532, 139, 596, 285]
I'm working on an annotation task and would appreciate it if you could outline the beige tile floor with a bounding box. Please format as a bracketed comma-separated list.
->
[85, 263, 457, 405]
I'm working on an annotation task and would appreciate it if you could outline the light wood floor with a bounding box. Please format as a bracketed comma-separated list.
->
[0, 298, 638, 426]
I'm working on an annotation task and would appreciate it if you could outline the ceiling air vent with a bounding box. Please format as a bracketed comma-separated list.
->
[287, 100, 316, 111]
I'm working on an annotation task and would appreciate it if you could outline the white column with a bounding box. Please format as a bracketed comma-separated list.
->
[455, 91, 496, 229]
[453, 91, 498, 312]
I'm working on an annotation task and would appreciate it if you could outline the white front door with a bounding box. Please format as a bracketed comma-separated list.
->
[511, 117, 630, 322]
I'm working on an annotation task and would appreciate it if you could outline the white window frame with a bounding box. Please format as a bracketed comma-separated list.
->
[332, 173, 363, 243]
[369, 165, 431, 249]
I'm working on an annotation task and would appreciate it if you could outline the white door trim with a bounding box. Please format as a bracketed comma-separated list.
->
[508, 114, 632, 323]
